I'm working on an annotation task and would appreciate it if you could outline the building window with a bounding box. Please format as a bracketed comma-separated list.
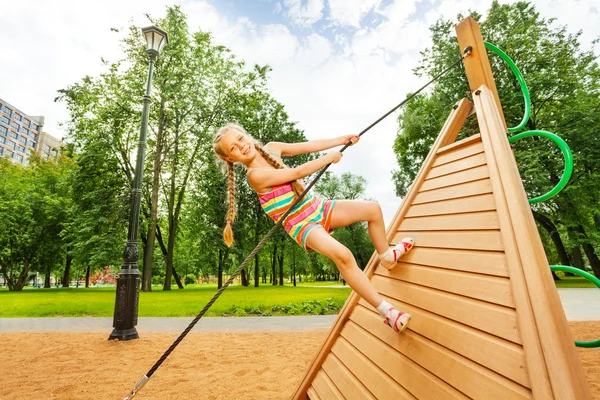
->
[0, 116, 8, 124]
[0, 125, 6, 135]
[1, 105, 10, 116]
[9, 121, 19, 131]
[27, 130, 35, 139]
[7, 140, 16, 150]
[23, 119, 30, 128]
[20, 126, 28, 134]
[31, 124, 38, 132]
[14, 113, 22, 122]
[16, 144, 25, 153]
[27, 139, 36, 148]
[0, 137, 5, 145]
[8, 130, 17, 139]
[17, 135, 26, 144]
[15, 153, 23, 163]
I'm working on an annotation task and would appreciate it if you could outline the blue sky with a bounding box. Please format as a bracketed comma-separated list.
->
[1, 0, 598, 224]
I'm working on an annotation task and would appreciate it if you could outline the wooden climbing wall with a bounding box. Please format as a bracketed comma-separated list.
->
[292, 88, 591, 400]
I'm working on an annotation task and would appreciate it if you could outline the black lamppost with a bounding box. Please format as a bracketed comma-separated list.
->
[109, 25, 168, 341]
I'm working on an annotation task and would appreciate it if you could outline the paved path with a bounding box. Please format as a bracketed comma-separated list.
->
[557, 288, 600, 321]
[0, 315, 338, 333]
[0, 289, 598, 332]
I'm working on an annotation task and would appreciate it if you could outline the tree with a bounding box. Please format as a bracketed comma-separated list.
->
[0, 155, 74, 291]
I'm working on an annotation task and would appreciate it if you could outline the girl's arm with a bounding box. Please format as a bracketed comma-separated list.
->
[268, 134, 359, 157]
[247, 152, 342, 191]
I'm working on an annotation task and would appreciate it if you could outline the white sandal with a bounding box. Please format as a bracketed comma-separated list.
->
[379, 237, 414, 270]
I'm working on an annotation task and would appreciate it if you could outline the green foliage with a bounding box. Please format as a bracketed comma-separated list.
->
[0, 155, 75, 290]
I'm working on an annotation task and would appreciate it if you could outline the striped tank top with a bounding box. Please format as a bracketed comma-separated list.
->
[257, 182, 336, 250]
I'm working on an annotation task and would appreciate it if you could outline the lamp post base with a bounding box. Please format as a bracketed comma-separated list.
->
[109, 327, 139, 341]
[109, 272, 140, 341]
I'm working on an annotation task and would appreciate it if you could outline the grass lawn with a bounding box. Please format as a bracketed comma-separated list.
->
[0, 284, 351, 318]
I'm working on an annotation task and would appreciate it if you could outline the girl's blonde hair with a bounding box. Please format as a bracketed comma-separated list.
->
[213, 122, 306, 247]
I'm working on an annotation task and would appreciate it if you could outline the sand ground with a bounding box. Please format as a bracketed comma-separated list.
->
[1, 322, 598, 399]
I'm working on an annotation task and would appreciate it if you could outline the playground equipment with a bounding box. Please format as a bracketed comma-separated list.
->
[292, 17, 593, 400]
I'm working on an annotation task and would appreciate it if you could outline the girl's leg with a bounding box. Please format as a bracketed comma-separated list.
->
[330, 200, 414, 268]
[305, 227, 383, 308]
[329, 200, 388, 254]
[305, 227, 411, 333]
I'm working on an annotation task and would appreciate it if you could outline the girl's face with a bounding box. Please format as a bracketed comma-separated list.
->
[219, 129, 256, 164]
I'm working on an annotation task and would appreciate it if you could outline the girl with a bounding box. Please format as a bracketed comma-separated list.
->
[213, 122, 414, 334]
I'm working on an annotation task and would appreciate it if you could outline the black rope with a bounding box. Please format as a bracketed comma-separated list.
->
[124, 46, 472, 400]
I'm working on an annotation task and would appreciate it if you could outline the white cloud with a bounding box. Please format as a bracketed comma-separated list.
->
[282, 0, 325, 26]
[327, 0, 381, 27]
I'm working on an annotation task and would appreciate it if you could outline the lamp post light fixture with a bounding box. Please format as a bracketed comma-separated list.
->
[109, 25, 168, 341]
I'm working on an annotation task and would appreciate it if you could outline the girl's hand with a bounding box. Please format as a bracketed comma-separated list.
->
[340, 134, 360, 146]
[326, 151, 343, 164]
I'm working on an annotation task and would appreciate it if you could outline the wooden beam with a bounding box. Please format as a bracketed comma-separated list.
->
[455, 17, 507, 131]
[474, 85, 592, 399]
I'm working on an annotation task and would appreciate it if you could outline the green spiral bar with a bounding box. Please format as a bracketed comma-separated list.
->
[550, 265, 600, 348]
[484, 42, 531, 132]
[508, 130, 573, 204]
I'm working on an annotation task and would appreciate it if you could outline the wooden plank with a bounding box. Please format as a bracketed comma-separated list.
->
[406, 193, 496, 218]
[322, 354, 376, 400]
[398, 246, 508, 277]
[339, 324, 468, 400]
[398, 210, 499, 231]
[347, 309, 532, 400]
[455, 17, 505, 127]
[376, 263, 514, 307]
[413, 179, 492, 205]
[392, 230, 504, 251]
[475, 86, 591, 399]
[291, 99, 474, 400]
[370, 275, 522, 343]
[332, 338, 417, 400]
[357, 301, 530, 387]
[427, 153, 487, 179]
[307, 387, 321, 400]
[312, 370, 345, 400]
[421, 164, 489, 192]
[436, 133, 482, 156]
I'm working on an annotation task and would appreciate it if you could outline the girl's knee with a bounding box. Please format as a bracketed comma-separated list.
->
[332, 246, 354, 267]
[368, 201, 383, 218]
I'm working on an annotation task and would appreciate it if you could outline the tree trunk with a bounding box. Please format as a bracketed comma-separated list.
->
[292, 247, 296, 287]
[532, 211, 571, 266]
[571, 246, 585, 270]
[240, 267, 248, 286]
[278, 248, 284, 286]
[271, 242, 277, 285]
[172, 266, 184, 289]
[218, 249, 224, 289]
[62, 253, 72, 288]
[572, 225, 600, 278]
[12, 259, 30, 291]
[254, 254, 259, 287]
[85, 265, 91, 288]
[44, 271, 50, 288]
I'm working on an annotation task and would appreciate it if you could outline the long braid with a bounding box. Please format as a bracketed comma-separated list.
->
[223, 161, 236, 247]
[253, 144, 306, 196]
